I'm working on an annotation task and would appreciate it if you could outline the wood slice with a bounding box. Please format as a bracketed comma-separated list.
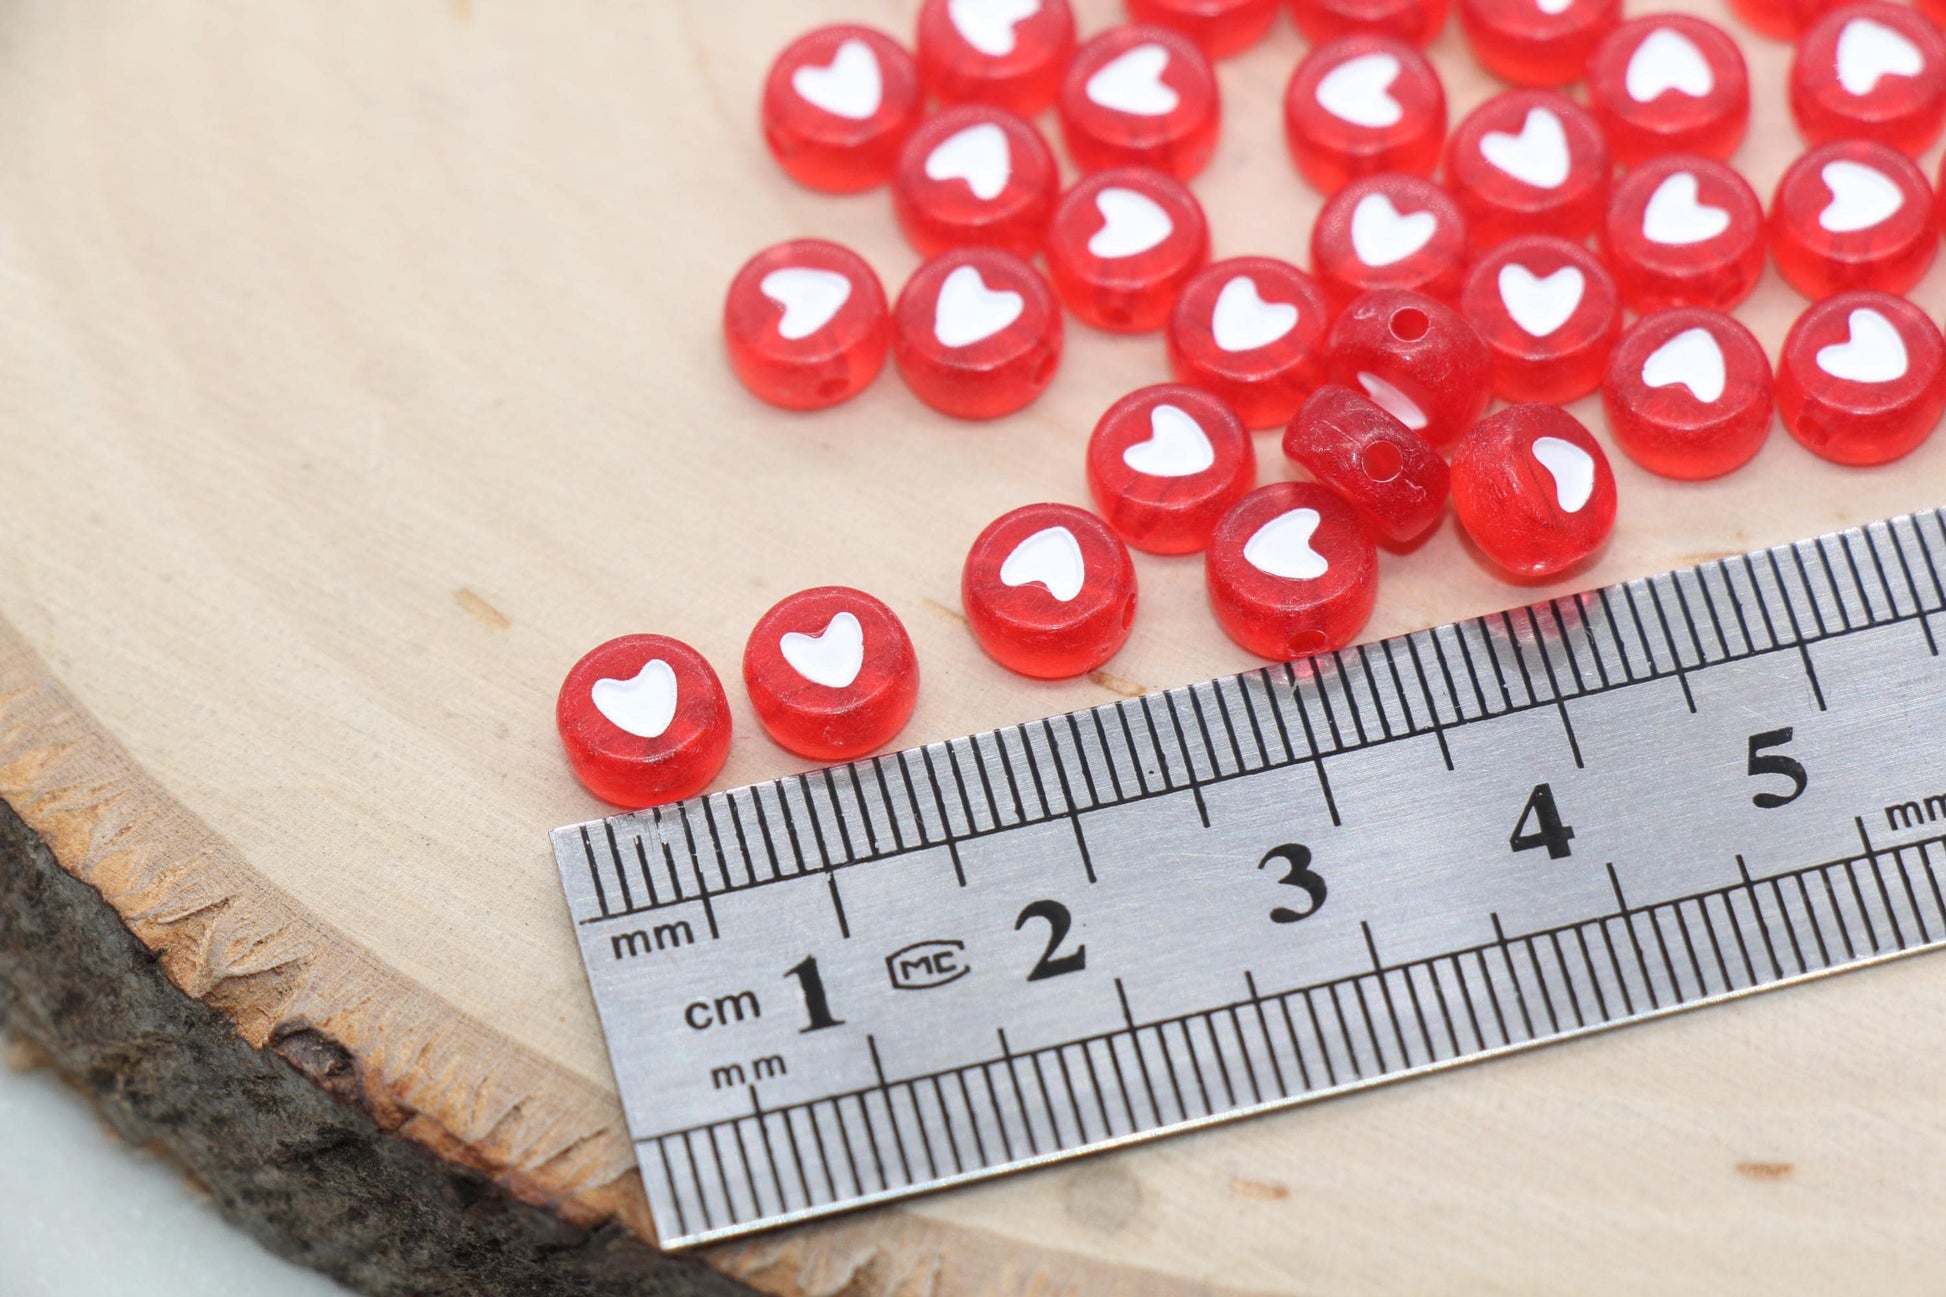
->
[2, 1, 1945, 1292]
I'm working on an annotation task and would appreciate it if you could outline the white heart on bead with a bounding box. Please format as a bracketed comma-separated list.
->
[1088, 187, 1174, 257]
[1356, 371, 1430, 430]
[1349, 192, 1438, 266]
[1641, 171, 1731, 246]
[591, 660, 679, 739]
[791, 39, 883, 120]
[948, 0, 1041, 57]
[1818, 158, 1904, 232]
[1835, 16, 1924, 96]
[1640, 327, 1727, 404]
[933, 264, 1024, 347]
[1816, 307, 1908, 383]
[1000, 526, 1087, 601]
[1626, 27, 1715, 101]
[1534, 0, 1573, 15]
[1211, 276, 1299, 352]
[1497, 262, 1585, 338]
[925, 122, 1012, 200]
[1122, 404, 1216, 477]
[1531, 437, 1596, 513]
[1085, 43, 1179, 116]
[1244, 509, 1330, 580]
[1479, 107, 1571, 190]
[760, 267, 852, 341]
[780, 612, 865, 689]
[1314, 52, 1403, 128]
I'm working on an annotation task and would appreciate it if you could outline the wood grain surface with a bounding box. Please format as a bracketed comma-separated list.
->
[3, 0, 1945, 1291]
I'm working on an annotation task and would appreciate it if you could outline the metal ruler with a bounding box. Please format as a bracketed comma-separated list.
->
[553, 508, 1946, 1250]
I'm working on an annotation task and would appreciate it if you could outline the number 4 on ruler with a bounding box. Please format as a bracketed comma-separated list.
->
[1510, 782, 1576, 860]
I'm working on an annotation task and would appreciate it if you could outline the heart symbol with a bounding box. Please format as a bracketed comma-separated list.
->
[948, 0, 1041, 57]
[933, 264, 1023, 347]
[1835, 16, 1924, 96]
[1640, 326, 1726, 404]
[1349, 192, 1437, 267]
[1531, 437, 1595, 514]
[591, 659, 678, 739]
[1497, 263, 1585, 338]
[1085, 43, 1179, 117]
[1088, 187, 1173, 258]
[1244, 509, 1330, 580]
[1816, 307, 1908, 383]
[780, 611, 865, 689]
[1122, 404, 1216, 477]
[1626, 27, 1714, 101]
[760, 267, 851, 341]
[1534, 0, 1572, 14]
[1479, 107, 1571, 190]
[1819, 159, 1904, 232]
[1211, 276, 1299, 352]
[1313, 52, 1403, 129]
[791, 38, 882, 121]
[925, 122, 1011, 201]
[1356, 371, 1429, 430]
[1640, 170, 1730, 246]
[1000, 526, 1086, 602]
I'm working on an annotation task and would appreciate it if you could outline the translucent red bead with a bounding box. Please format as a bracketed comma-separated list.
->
[1045, 167, 1210, 332]
[1451, 404, 1618, 582]
[723, 239, 889, 411]
[1445, 91, 1611, 247]
[1586, 15, 1749, 166]
[1457, 0, 1621, 89]
[1789, 3, 1946, 156]
[1087, 384, 1258, 554]
[963, 503, 1139, 678]
[762, 25, 925, 193]
[1126, 0, 1282, 56]
[1602, 308, 1775, 481]
[914, 0, 1077, 116]
[1284, 35, 1447, 195]
[892, 247, 1063, 418]
[1058, 25, 1221, 179]
[1602, 156, 1766, 313]
[1284, 384, 1449, 544]
[1768, 139, 1937, 299]
[743, 587, 919, 761]
[1288, 0, 1450, 46]
[1165, 256, 1333, 429]
[1462, 235, 1622, 404]
[1325, 288, 1492, 449]
[892, 105, 1059, 258]
[1310, 173, 1470, 308]
[1206, 482, 1379, 659]
[558, 635, 733, 808]
[1775, 290, 1946, 466]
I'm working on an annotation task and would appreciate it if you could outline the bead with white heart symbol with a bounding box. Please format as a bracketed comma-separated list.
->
[1089, 187, 1174, 257]
[1769, 141, 1937, 300]
[1819, 158, 1902, 231]
[725, 239, 889, 411]
[1464, 236, 1620, 403]
[963, 503, 1137, 678]
[1497, 262, 1584, 337]
[1061, 26, 1219, 178]
[1000, 525, 1088, 600]
[1167, 256, 1330, 429]
[1791, 4, 1946, 156]
[592, 660, 678, 739]
[1456, 0, 1625, 89]
[557, 635, 731, 807]
[779, 612, 864, 689]
[1450, 404, 1616, 580]
[1323, 288, 1493, 448]
[1834, 16, 1923, 95]
[761, 268, 851, 341]
[1284, 35, 1446, 194]
[1588, 16, 1747, 165]
[1627, 27, 1713, 101]
[1123, 404, 1216, 476]
[1088, 384, 1256, 553]
[926, 122, 1011, 200]
[1604, 156, 1763, 312]
[894, 105, 1058, 258]
[1639, 327, 1726, 403]
[1450, 91, 1610, 245]
[744, 589, 919, 761]
[1480, 106, 1570, 188]
[915, 0, 1074, 117]
[949, 0, 1043, 56]
[763, 26, 923, 193]
[1603, 308, 1773, 480]
[1210, 276, 1299, 352]
[1778, 290, 1946, 465]
[1128, 0, 1282, 56]
[793, 38, 884, 119]
[933, 264, 1024, 347]
[1048, 168, 1209, 332]
[1530, 436, 1595, 512]
[1205, 483, 1378, 659]
[1640, 171, 1730, 245]
[894, 247, 1061, 418]
[1311, 175, 1468, 306]
[1350, 192, 1436, 266]
[1816, 306, 1907, 382]
[1314, 51, 1403, 128]
[1086, 42, 1178, 115]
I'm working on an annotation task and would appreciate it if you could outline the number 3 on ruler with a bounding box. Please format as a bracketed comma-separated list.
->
[1257, 844, 1327, 923]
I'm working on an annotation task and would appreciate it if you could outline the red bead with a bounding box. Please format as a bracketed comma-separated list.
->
[914, 0, 1077, 117]
[962, 504, 1138, 678]
[1602, 156, 1766, 313]
[1127, 0, 1281, 56]
[1206, 482, 1379, 659]
[723, 239, 890, 411]
[1324, 288, 1492, 449]
[1587, 16, 1749, 166]
[742, 587, 919, 761]
[1058, 25, 1221, 179]
[1165, 256, 1333, 428]
[557, 635, 732, 808]
[892, 106, 1059, 259]
[1310, 172, 1469, 308]
[1086, 384, 1258, 554]
[1288, 0, 1449, 46]
[1769, 140, 1937, 299]
[1462, 236, 1621, 404]
[1457, 0, 1620, 88]
[1445, 91, 1611, 248]
[1601, 308, 1775, 481]
[1775, 290, 1946, 466]
[762, 26, 924, 193]
[1791, 3, 1946, 157]
[1725, 0, 1841, 40]
[1284, 384, 1450, 544]
[892, 247, 1063, 418]
[1046, 168, 1210, 333]
[1451, 404, 1618, 582]
[1283, 36, 1446, 195]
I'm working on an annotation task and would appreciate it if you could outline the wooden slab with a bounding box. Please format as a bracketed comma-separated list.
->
[3, 0, 1945, 1291]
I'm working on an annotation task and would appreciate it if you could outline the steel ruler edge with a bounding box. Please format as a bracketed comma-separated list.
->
[553, 507, 1946, 1250]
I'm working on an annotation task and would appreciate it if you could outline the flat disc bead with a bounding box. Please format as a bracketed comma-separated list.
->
[762, 26, 925, 193]
[1283, 384, 1449, 544]
[557, 635, 732, 808]
[1324, 288, 1492, 449]
[1288, 0, 1450, 47]
[914, 0, 1077, 116]
[1283, 35, 1446, 195]
[1462, 236, 1621, 404]
[1457, 0, 1620, 88]
[1086, 384, 1258, 553]
[1790, 3, 1946, 156]
[1601, 308, 1774, 480]
[892, 106, 1059, 258]
[1450, 404, 1618, 582]
[1775, 290, 1946, 465]
[743, 587, 918, 761]
[1769, 140, 1937, 298]
[1046, 167, 1210, 332]
[1602, 156, 1766, 313]
[1126, 0, 1282, 57]
[1165, 256, 1333, 429]
[1310, 173, 1470, 309]
[723, 239, 889, 411]
[1206, 482, 1378, 659]
[892, 247, 1063, 418]
[1059, 25, 1221, 179]
[1587, 16, 1749, 165]
[1445, 92, 1611, 248]
[962, 503, 1138, 678]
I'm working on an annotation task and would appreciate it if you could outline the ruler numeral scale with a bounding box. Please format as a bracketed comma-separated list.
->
[555, 509, 1946, 1249]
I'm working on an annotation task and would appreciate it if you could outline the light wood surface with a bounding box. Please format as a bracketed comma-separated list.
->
[3, 0, 1945, 1291]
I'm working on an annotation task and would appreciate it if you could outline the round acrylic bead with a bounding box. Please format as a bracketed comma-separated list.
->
[723, 239, 890, 411]
[1127, 0, 1282, 57]
[1602, 308, 1774, 481]
[962, 503, 1139, 678]
[1046, 167, 1210, 333]
[1086, 384, 1258, 554]
[1059, 25, 1222, 179]
[557, 635, 732, 808]
[1205, 482, 1379, 659]
[914, 0, 1077, 116]
[1310, 173, 1469, 308]
[1770, 140, 1937, 299]
[1602, 156, 1766, 313]
[892, 247, 1063, 418]
[1586, 16, 1750, 166]
[1790, 3, 1946, 157]
[1450, 405, 1618, 582]
[1324, 288, 1492, 449]
[742, 587, 919, 762]
[1462, 236, 1621, 404]
[1775, 290, 1946, 466]
[1283, 384, 1450, 544]
[1457, 0, 1620, 89]
[1165, 256, 1333, 429]
[1445, 92, 1611, 248]
[762, 25, 925, 193]
[1288, 0, 1449, 46]
[892, 106, 1059, 259]
[1283, 35, 1446, 195]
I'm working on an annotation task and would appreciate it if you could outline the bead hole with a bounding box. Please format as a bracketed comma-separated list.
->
[1288, 628, 1329, 659]
[1362, 440, 1404, 483]
[1388, 307, 1429, 342]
